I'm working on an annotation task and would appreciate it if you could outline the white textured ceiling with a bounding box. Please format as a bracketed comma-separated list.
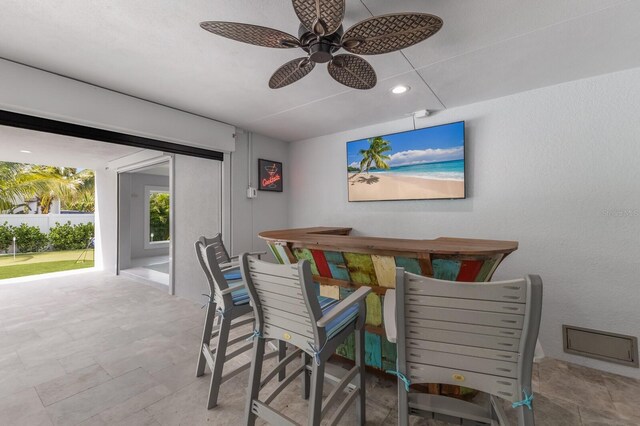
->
[0, 125, 143, 169]
[127, 164, 170, 177]
[0, 0, 638, 142]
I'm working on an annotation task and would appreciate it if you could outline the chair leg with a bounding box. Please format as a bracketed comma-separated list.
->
[301, 352, 310, 400]
[207, 314, 230, 409]
[517, 406, 535, 426]
[307, 360, 325, 426]
[355, 328, 366, 425]
[398, 370, 409, 426]
[278, 340, 287, 382]
[245, 338, 266, 426]
[196, 301, 216, 377]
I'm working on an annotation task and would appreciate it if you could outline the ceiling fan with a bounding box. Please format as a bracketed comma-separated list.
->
[200, 0, 443, 90]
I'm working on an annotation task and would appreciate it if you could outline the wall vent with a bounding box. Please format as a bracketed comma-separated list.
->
[563, 325, 638, 367]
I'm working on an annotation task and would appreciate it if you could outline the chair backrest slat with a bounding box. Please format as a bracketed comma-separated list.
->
[254, 290, 308, 315]
[200, 234, 231, 265]
[247, 259, 299, 278]
[397, 271, 542, 404]
[195, 238, 233, 307]
[405, 275, 527, 302]
[407, 349, 518, 378]
[405, 318, 522, 339]
[405, 294, 526, 314]
[405, 305, 524, 330]
[242, 256, 325, 352]
[251, 275, 304, 295]
[406, 326, 520, 352]
[261, 305, 313, 327]
[406, 339, 520, 363]
[408, 363, 520, 401]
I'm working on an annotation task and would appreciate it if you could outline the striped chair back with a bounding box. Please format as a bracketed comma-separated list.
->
[396, 272, 542, 405]
[195, 240, 236, 310]
[199, 233, 231, 265]
[241, 255, 330, 353]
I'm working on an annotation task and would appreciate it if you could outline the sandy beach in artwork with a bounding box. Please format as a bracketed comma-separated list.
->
[348, 173, 464, 201]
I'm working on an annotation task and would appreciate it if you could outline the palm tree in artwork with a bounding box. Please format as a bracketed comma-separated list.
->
[359, 137, 392, 174]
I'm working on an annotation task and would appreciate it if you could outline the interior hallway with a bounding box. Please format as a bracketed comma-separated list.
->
[1, 273, 639, 425]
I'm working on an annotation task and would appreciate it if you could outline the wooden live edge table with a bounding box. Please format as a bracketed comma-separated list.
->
[259, 226, 518, 397]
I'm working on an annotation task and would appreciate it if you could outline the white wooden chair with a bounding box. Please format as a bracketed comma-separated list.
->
[384, 269, 542, 425]
[240, 254, 372, 426]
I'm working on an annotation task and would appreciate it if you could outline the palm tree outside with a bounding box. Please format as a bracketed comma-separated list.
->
[0, 161, 96, 280]
[0, 162, 53, 213]
[358, 136, 392, 174]
[0, 162, 95, 214]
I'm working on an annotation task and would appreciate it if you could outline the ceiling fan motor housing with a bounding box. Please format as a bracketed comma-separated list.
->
[299, 24, 342, 63]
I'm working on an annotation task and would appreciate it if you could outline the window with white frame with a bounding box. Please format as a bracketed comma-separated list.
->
[144, 186, 170, 249]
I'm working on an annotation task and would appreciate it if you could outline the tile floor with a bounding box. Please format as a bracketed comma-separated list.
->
[120, 255, 170, 287]
[1, 272, 639, 425]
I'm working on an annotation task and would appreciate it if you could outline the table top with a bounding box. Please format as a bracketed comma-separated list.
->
[259, 227, 518, 256]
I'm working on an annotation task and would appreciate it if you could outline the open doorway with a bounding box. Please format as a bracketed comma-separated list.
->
[0, 161, 95, 279]
[117, 160, 172, 288]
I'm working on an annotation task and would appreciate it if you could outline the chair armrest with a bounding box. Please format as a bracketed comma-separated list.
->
[219, 282, 245, 295]
[317, 287, 371, 328]
[247, 251, 267, 259]
[230, 251, 267, 261]
[219, 261, 240, 271]
[383, 290, 397, 343]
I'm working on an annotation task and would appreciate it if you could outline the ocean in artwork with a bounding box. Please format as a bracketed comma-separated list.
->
[368, 158, 464, 181]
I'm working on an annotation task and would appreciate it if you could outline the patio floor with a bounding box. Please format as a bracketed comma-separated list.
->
[1, 272, 639, 425]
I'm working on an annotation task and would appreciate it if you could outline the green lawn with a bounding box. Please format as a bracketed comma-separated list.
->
[0, 249, 94, 279]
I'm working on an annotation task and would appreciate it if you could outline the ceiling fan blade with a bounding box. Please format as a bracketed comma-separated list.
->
[341, 13, 443, 55]
[200, 21, 300, 48]
[292, 0, 345, 36]
[269, 57, 316, 89]
[328, 54, 376, 90]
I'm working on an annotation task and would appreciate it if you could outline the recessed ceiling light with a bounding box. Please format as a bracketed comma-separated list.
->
[20, 150, 31, 154]
[391, 85, 410, 95]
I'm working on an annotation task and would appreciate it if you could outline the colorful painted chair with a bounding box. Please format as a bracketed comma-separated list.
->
[195, 237, 274, 409]
[239, 254, 372, 426]
[384, 269, 542, 426]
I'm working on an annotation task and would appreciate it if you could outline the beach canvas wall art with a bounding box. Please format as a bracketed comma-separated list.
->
[347, 121, 465, 201]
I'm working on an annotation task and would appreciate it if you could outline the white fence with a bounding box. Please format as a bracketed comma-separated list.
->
[0, 214, 95, 233]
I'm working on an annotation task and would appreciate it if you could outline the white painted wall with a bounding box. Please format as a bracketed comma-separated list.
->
[288, 67, 640, 379]
[173, 155, 221, 302]
[117, 173, 133, 271]
[230, 131, 290, 261]
[94, 167, 118, 273]
[0, 214, 94, 233]
[0, 59, 235, 152]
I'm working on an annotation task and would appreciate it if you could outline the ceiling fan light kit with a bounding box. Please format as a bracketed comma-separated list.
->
[200, 0, 442, 90]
